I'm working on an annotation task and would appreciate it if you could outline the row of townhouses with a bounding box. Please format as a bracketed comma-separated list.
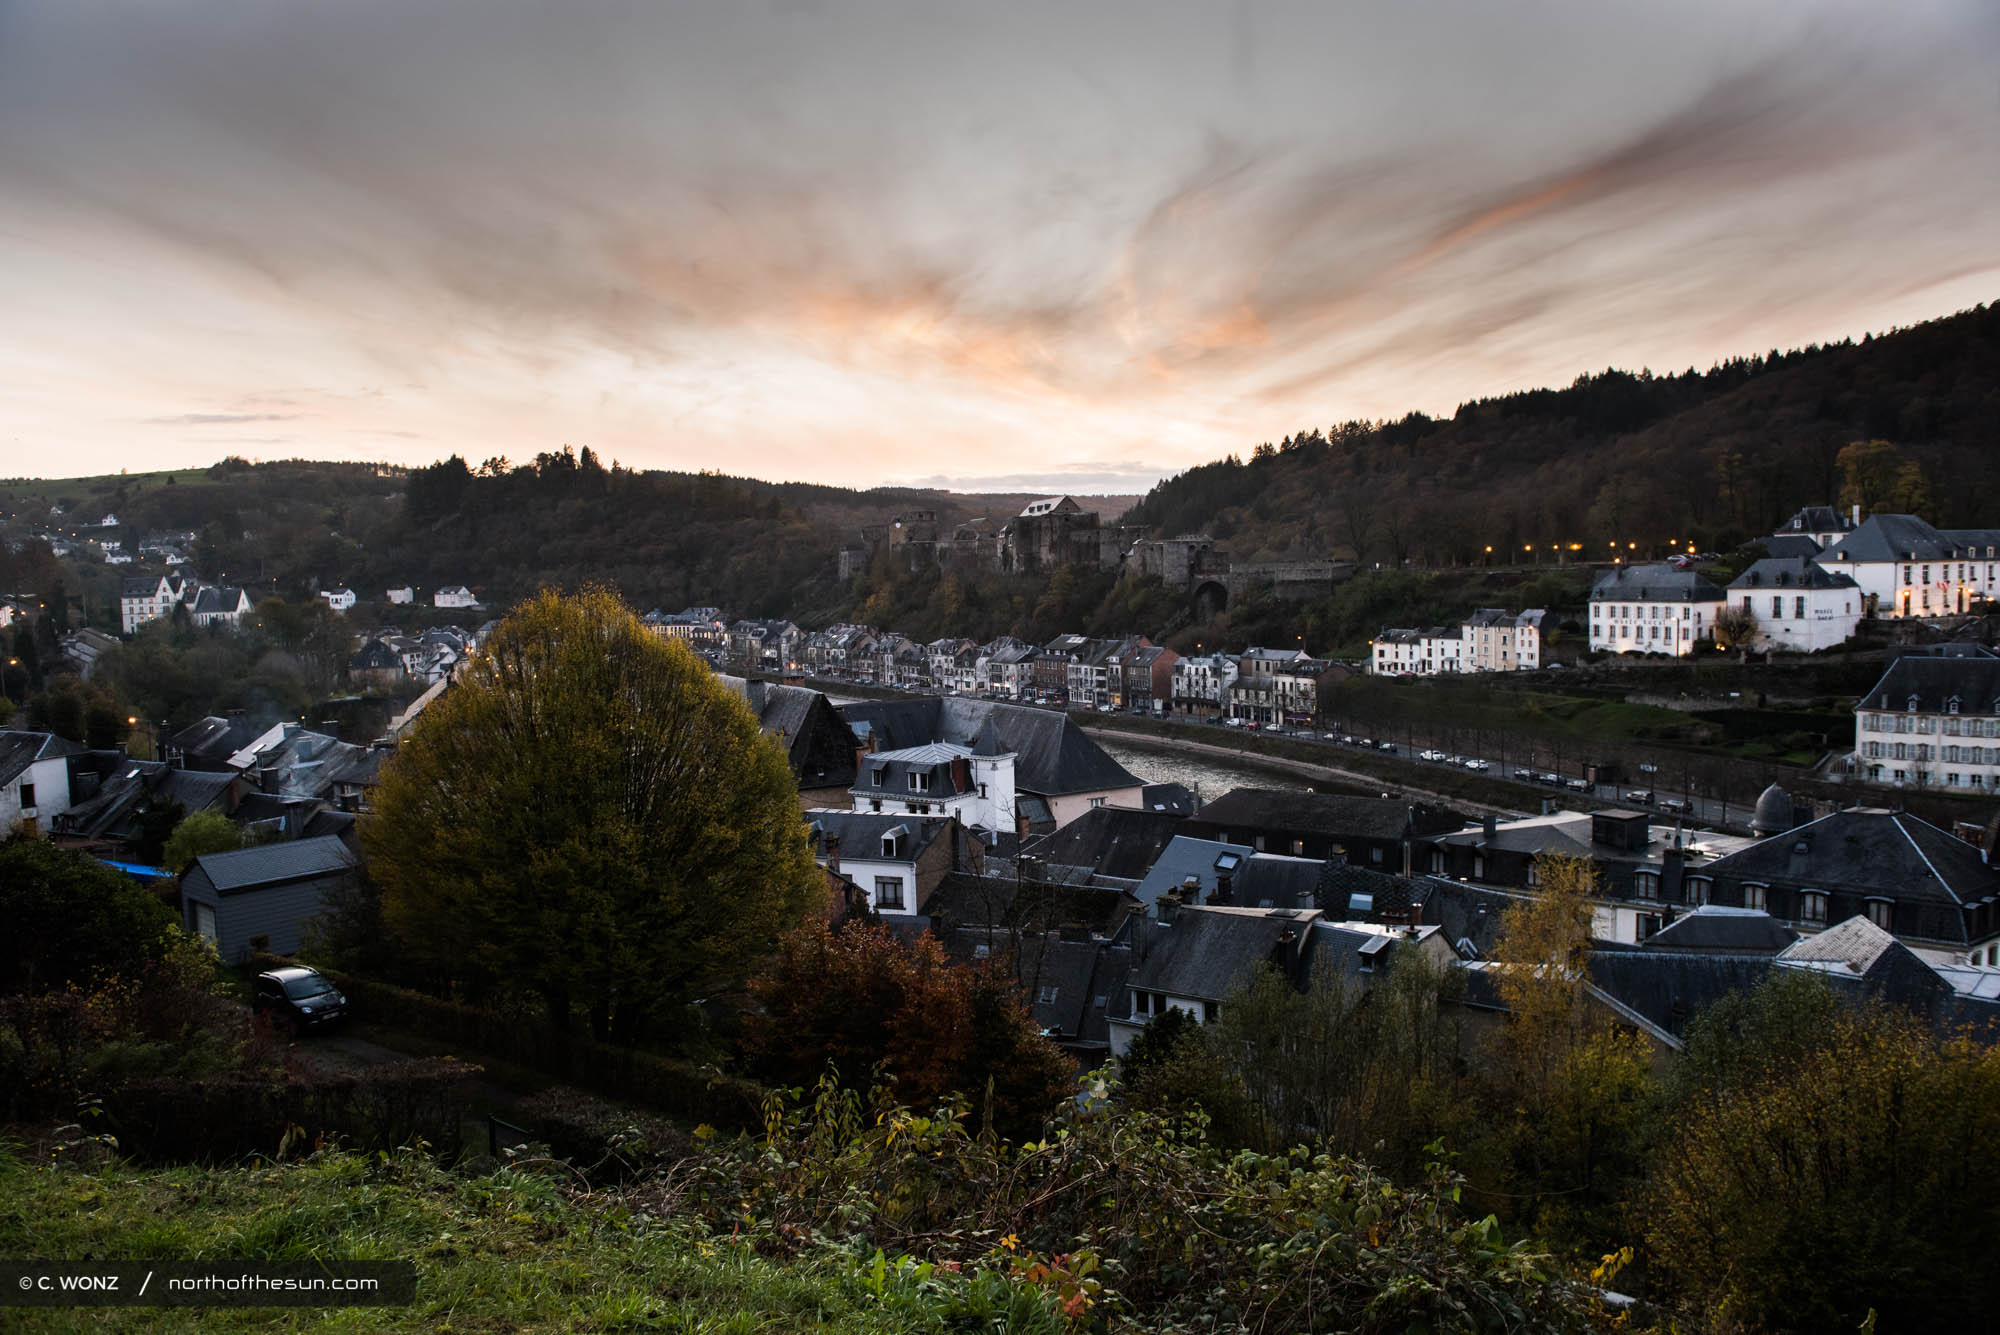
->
[1371, 608, 1551, 675]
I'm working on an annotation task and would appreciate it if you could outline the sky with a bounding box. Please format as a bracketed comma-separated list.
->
[3, 1, 1997, 494]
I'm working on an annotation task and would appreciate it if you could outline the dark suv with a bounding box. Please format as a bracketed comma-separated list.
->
[252, 966, 349, 1033]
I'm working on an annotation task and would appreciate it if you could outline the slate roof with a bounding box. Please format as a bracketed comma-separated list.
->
[1189, 788, 1468, 842]
[1589, 563, 1726, 603]
[1855, 653, 2000, 715]
[1121, 905, 1318, 1003]
[921, 871, 1137, 938]
[1816, 513, 1952, 564]
[1139, 782, 1195, 816]
[1130, 836, 1255, 910]
[1776, 914, 1901, 973]
[1408, 878, 1529, 958]
[1639, 906, 1799, 956]
[170, 715, 262, 765]
[1020, 806, 1184, 884]
[1315, 862, 1430, 920]
[1300, 920, 1446, 987]
[720, 677, 859, 788]
[1008, 933, 1132, 1050]
[837, 697, 1142, 797]
[1230, 855, 1326, 910]
[1585, 952, 1777, 1043]
[187, 835, 357, 893]
[0, 730, 85, 786]
[1727, 556, 1858, 592]
[1701, 809, 2000, 910]
[1779, 505, 1855, 535]
[805, 810, 955, 864]
[1760, 534, 1824, 560]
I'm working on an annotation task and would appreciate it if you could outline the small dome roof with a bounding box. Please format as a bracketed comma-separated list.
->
[1751, 784, 1796, 837]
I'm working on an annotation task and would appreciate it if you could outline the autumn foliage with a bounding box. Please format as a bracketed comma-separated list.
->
[745, 921, 1073, 1138]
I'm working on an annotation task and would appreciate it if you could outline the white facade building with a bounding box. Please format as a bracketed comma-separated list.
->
[1726, 557, 1861, 653]
[320, 587, 357, 612]
[433, 585, 480, 609]
[1370, 627, 1462, 675]
[1171, 652, 1239, 714]
[1589, 564, 1725, 657]
[1852, 649, 2000, 792]
[1815, 514, 2000, 619]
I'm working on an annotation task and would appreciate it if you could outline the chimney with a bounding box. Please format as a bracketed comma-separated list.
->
[823, 832, 841, 865]
[1180, 873, 1202, 906]
[951, 755, 971, 793]
[1483, 812, 1497, 840]
[1157, 888, 1183, 924]
[1214, 871, 1235, 906]
[258, 764, 279, 794]
[318, 719, 340, 739]
[1016, 811, 1030, 841]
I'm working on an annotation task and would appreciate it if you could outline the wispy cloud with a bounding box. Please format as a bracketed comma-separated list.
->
[2, 1, 1996, 485]
[146, 412, 300, 426]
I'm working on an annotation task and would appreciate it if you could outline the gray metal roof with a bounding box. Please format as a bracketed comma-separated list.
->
[188, 835, 357, 893]
[1727, 555, 1858, 592]
[837, 697, 1141, 797]
[1856, 653, 2000, 715]
[1816, 513, 1953, 564]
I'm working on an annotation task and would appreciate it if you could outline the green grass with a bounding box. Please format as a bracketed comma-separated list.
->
[0, 1146, 1061, 1333]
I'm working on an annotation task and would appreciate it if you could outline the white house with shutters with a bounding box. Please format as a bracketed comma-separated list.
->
[1725, 557, 1861, 653]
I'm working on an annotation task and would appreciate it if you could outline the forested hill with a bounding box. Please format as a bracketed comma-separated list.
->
[1124, 301, 2000, 565]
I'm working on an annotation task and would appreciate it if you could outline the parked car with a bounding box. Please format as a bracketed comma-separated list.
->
[1376, 741, 1397, 753]
[1419, 749, 1447, 761]
[252, 966, 348, 1034]
[1565, 777, 1591, 792]
[1464, 759, 1490, 772]
[1659, 797, 1691, 815]
[1538, 772, 1561, 785]
[1624, 789, 1655, 804]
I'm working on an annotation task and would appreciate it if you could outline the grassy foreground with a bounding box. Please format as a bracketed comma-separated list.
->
[0, 1146, 1062, 1334]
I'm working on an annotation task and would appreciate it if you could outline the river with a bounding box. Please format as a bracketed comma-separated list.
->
[1095, 733, 1376, 807]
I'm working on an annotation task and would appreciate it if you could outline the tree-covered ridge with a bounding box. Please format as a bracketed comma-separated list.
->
[1124, 301, 2000, 564]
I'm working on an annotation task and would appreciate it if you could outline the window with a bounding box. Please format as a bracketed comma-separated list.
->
[871, 768, 884, 788]
[1686, 876, 1712, 906]
[1800, 891, 1827, 923]
[1633, 871, 1659, 901]
[1037, 985, 1060, 1005]
[873, 877, 905, 911]
[1291, 839, 1305, 856]
[17, 783, 32, 809]
[908, 770, 931, 794]
[1743, 883, 1767, 911]
[1369, 846, 1383, 865]
[1794, 596, 1805, 618]
[1866, 899, 1893, 931]
[1089, 796, 1107, 809]
[1771, 596, 1782, 618]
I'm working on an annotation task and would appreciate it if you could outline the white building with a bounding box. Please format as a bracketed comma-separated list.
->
[1171, 651, 1239, 715]
[1852, 648, 2000, 792]
[433, 585, 480, 609]
[1815, 514, 2000, 618]
[120, 573, 190, 634]
[1369, 627, 1462, 675]
[848, 730, 1016, 836]
[0, 730, 81, 837]
[1589, 564, 1725, 657]
[385, 586, 416, 605]
[1725, 557, 1861, 653]
[1773, 504, 1859, 550]
[320, 587, 357, 612]
[805, 811, 962, 917]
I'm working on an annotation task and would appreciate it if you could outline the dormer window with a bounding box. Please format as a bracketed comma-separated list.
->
[909, 770, 931, 794]
[871, 767, 885, 788]
[1908, 696, 1921, 712]
[1948, 697, 1961, 715]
